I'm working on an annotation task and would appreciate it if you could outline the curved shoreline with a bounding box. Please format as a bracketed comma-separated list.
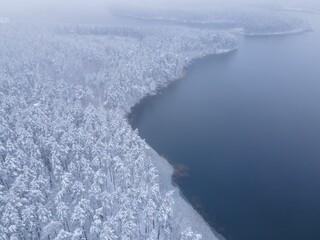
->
[115, 14, 312, 37]
[242, 28, 312, 36]
[127, 49, 237, 240]
[126, 22, 310, 237]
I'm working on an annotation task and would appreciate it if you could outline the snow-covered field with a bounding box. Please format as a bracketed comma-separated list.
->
[0, 7, 309, 239]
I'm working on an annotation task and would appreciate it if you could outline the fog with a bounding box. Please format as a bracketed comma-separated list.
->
[1, 0, 319, 239]
[1, 0, 319, 22]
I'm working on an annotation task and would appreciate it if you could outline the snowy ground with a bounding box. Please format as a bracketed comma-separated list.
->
[147, 146, 222, 240]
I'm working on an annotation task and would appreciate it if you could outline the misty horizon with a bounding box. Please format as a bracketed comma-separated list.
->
[1, 1, 319, 240]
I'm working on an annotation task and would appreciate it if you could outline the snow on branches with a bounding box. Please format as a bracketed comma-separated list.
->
[0, 21, 236, 240]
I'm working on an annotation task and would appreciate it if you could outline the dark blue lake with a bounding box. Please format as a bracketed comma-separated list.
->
[131, 14, 320, 240]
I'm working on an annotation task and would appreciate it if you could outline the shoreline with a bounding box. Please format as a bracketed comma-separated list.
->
[126, 22, 311, 236]
[227, 27, 312, 36]
[125, 16, 315, 238]
[242, 28, 312, 37]
[127, 49, 237, 240]
[147, 145, 225, 240]
[115, 14, 312, 38]
[114, 14, 238, 27]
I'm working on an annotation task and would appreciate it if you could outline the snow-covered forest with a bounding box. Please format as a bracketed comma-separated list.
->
[0, 20, 236, 239]
[114, 6, 310, 35]
[0, 4, 310, 239]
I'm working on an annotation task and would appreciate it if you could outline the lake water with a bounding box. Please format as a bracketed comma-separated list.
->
[131, 14, 320, 240]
